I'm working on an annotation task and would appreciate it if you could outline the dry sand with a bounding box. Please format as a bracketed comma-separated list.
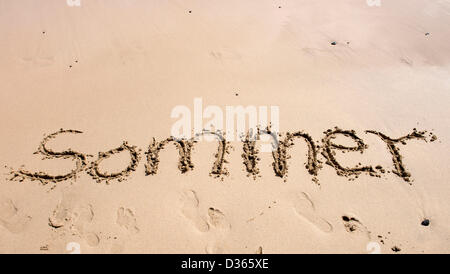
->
[0, 0, 449, 253]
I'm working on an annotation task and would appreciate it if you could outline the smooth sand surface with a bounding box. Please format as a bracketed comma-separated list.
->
[0, 0, 449, 253]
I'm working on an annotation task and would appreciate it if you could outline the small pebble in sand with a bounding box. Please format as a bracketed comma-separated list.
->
[188, 10, 192, 13]
[331, 41, 337, 46]
[421, 219, 430, 226]
[425, 32, 430, 36]
[391, 246, 401, 252]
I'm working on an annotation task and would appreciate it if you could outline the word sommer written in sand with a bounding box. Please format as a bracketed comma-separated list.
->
[7, 127, 437, 185]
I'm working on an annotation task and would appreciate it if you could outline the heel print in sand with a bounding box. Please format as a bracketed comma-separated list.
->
[0, 199, 32, 234]
[180, 190, 210, 232]
[293, 192, 333, 233]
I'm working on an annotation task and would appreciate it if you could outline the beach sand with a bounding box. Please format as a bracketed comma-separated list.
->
[0, 0, 449, 253]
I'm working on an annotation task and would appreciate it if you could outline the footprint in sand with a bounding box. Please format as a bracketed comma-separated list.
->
[0, 199, 32, 234]
[342, 215, 371, 239]
[293, 192, 333, 233]
[204, 207, 232, 253]
[105, 207, 139, 253]
[116, 207, 140, 234]
[48, 195, 100, 248]
[49, 201, 94, 234]
[180, 190, 210, 233]
[180, 191, 232, 252]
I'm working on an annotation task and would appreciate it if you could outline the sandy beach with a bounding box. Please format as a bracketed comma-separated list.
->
[0, 0, 449, 254]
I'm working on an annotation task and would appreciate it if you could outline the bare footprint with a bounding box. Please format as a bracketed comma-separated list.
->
[342, 215, 371, 239]
[72, 204, 94, 234]
[117, 207, 139, 234]
[207, 207, 231, 231]
[293, 192, 333, 233]
[49, 200, 94, 235]
[0, 199, 32, 234]
[48, 194, 100, 251]
[48, 202, 70, 229]
[180, 190, 209, 232]
[204, 207, 232, 253]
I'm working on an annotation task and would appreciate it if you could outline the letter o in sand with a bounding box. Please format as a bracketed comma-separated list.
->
[87, 142, 141, 184]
